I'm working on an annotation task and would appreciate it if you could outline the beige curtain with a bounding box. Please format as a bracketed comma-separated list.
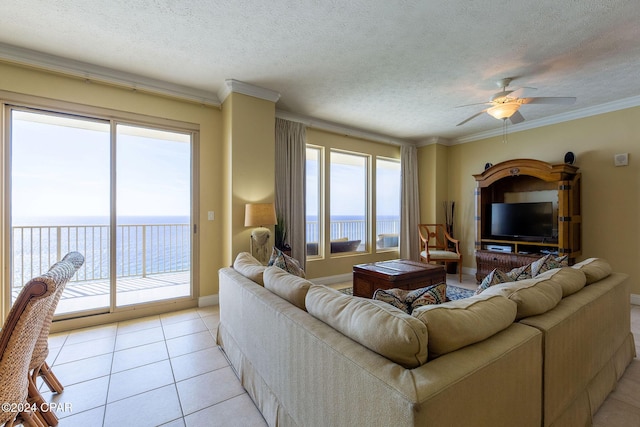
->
[275, 118, 306, 267]
[400, 144, 421, 260]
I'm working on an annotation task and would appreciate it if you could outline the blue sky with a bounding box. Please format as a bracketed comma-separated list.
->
[11, 111, 190, 225]
[306, 150, 400, 218]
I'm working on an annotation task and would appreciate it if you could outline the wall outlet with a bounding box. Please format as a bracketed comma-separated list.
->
[207, 211, 215, 221]
[614, 153, 629, 167]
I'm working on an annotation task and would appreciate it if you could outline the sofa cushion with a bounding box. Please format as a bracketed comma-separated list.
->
[233, 252, 267, 285]
[412, 294, 517, 359]
[263, 266, 312, 311]
[536, 266, 586, 297]
[305, 285, 428, 368]
[268, 248, 305, 278]
[481, 270, 564, 319]
[571, 258, 612, 285]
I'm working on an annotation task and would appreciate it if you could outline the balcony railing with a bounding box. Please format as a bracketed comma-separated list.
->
[305, 217, 400, 244]
[12, 223, 190, 289]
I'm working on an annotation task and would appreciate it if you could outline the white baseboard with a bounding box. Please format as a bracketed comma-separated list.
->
[631, 294, 640, 306]
[199, 294, 219, 307]
[310, 273, 352, 286]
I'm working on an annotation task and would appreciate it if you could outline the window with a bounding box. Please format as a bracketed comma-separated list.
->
[305, 146, 322, 257]
[330, 151, 368, 254]
[8, 107, 195, 319]
[305, 144, 399, 258]
[376, 158, 401, 249]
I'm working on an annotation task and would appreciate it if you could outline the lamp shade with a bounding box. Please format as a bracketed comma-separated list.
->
[244, 203, 277, 227]
[487, 102, 520, 120]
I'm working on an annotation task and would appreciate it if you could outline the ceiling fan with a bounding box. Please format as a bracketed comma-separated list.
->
[456, 78, 576, 126]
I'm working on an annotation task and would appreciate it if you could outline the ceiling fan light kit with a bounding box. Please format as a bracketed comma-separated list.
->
[487, 102, 520, 120]
[457, 78, 577, 127]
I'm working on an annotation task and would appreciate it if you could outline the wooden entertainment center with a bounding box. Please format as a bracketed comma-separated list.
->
[473, 159, 581, 282]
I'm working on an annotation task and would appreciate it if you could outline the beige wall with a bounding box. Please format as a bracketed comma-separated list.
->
[221, 92, 276, 264]
[417, 143, 450, 224]
[438, 106, 640, 295]
[0, 61, 224, 300]
[305, 128, 401, 279]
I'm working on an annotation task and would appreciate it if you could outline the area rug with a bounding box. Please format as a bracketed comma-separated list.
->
[338, 284, 475, 300]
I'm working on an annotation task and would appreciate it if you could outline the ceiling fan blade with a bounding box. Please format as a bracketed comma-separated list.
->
[520, 97, 576, 105]
[509, 110, 525, 124]
[456, 109, 488, 126]
[508, 86, 536, 99]
[455, 101, 492, 108]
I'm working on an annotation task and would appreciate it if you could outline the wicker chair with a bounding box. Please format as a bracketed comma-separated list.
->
[0, 271, 64, 426]
[418, 223, 463, 282]
[26, 252, 84, 427]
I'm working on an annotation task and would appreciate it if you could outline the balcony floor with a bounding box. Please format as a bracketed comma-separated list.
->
[11, 271, 191, 315]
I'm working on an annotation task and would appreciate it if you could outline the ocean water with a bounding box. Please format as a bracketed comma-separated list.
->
[12, 216, 190, 287]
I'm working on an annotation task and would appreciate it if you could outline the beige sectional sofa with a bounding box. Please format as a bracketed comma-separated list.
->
[217, 254, 635, 427]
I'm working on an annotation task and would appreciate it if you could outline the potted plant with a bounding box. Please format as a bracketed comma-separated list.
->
[274, 215, 291, 255]
[443, 201, 457, 274]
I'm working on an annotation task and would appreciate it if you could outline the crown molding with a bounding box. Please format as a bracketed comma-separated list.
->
[276, 110, 414, 147]
[218, 79, 281, 104]
[454, 94, 640, 144]
[0, 43, 221, 106]
[416, 136, 452, 147]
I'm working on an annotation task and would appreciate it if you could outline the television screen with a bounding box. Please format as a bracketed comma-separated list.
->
[490, 202, 553, 239]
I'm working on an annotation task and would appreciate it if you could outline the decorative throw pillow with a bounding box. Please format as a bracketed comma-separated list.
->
[507, 263, 533, 281]
[268, 248, 305, 278]
[531, 254, 568, 277]
[410, 282, 448, 312]
[475, 268, 512, 295]
[373, 288, 410, 313]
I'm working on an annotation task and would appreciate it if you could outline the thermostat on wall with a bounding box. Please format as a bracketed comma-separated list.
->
[614, 153, 629, 167]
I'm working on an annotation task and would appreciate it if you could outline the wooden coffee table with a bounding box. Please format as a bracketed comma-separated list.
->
[352, 259, 446, 298]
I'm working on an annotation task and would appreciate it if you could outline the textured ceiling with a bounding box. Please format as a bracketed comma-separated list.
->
[1, 0, 640, 143]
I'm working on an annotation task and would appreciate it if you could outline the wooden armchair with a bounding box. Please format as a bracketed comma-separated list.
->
[418, 223, 463, 282]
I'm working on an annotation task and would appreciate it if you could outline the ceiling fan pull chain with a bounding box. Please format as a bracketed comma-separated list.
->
[502, 119, 508, 143]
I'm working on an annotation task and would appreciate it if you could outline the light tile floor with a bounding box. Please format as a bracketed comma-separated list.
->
[41, 273, 639, 426]
[42, 305, 267, 427]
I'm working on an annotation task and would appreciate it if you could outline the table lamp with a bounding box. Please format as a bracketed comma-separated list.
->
[244, 203, 277, 264]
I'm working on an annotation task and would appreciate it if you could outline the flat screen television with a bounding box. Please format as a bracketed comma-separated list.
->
[489, 202, 554, 240]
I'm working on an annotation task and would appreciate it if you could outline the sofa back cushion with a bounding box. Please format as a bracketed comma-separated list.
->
[412, 294, 517, 359]
[536, 265, 586, 297]
[481, 269, 565, 319]
[263, 266, 312, 311]
[305, 285, 428, 368]
[571, 258, 612, 285]
[233, 252, 267, 285]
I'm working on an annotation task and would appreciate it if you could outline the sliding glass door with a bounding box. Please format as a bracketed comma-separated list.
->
[8, 107, 193, 317]
[115, 124, 191, 306]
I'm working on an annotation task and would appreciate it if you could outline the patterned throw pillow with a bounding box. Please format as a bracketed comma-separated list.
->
[268, 248, 306, 278]
[532, 254, 569, 276]
[373, 283, 447, 314]
[372, 288, 410, 313]
[475, 268, 512, 295]
[507, 263, 533, 281]
[410, 283, 448, 312]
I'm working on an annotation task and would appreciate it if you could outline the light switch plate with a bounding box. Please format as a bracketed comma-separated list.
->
[614, 153, 629, 167]
[207, 211, 215, 221]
